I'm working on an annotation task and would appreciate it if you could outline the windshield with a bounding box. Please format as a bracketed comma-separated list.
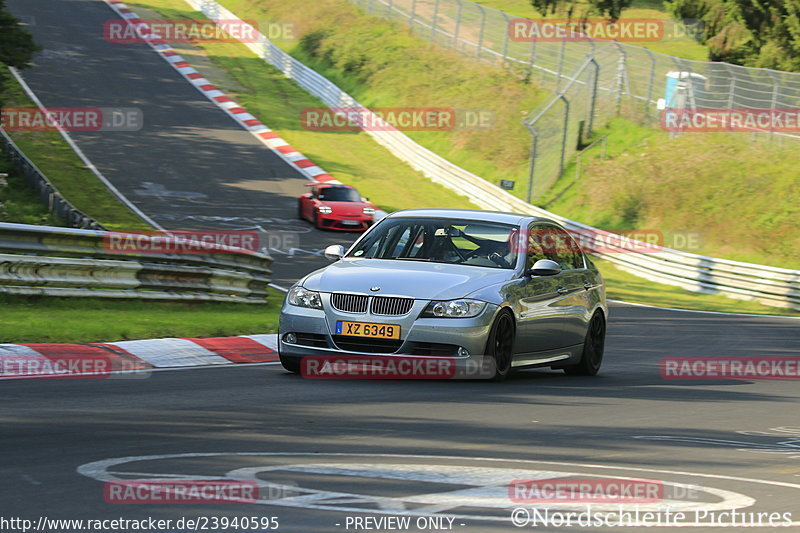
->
[347, 217, 519, 269]
[318, 187, 361, 202]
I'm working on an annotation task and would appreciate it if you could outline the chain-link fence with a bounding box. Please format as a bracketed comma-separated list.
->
[350, 0, 800, 199]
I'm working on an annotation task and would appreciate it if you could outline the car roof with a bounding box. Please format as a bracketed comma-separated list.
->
[385, 208, 550, 226]
[312, 183, 353, 189]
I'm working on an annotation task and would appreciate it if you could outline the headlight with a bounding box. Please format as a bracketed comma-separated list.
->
[421, 299, 487, 318]
[318, 206, 332, 214]
[287, 286, 323, 310]
[363, 207, 375, 215]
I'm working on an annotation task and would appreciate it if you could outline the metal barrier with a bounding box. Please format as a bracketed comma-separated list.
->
[0, 222, 274, 303]
[188, 0, 799, 311]
[0, 128, 105, 230]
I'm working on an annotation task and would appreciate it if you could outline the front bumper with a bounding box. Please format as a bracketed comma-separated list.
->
[278, 296, 499, 363]
[317, 213, 373, 231]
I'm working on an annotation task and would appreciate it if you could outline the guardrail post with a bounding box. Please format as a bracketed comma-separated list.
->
[410, 0, 417, 28]
[477, 5, 487, 58]
[386, 0, 394, 18]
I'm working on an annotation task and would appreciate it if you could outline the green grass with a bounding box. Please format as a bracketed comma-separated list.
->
[1, 67, 151, 232]
[543, 117, 800, 270]
[0, 290, 283, 343]
[124, 0, 797, 318]
[472, 0, 710, 60]
[0, 157, 64, 226]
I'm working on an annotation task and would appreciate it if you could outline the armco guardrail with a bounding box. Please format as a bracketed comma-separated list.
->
[187, 0, 799, 312]
[0, 128, 105, 230]
[0, 222, 274, 303]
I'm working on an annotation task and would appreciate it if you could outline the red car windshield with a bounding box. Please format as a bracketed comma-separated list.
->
[318, 187, 361, 202]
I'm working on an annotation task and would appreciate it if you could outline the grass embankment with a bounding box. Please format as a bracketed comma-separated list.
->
[543, 118, 800, 269]
[125, 0, 797, 317]
[0, 291, 282, 343]
[1, 67, 150, 232]
[1, 71, 283, 343]
[473, 0, 710, 60]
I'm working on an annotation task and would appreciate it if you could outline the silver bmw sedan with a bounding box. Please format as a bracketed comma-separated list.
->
[278, 209, 607, 380]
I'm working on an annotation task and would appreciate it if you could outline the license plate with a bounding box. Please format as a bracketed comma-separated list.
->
[336, 321, 400, 339]
[341, 220, 360, 226]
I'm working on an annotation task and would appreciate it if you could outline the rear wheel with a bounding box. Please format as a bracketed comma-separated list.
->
[564, 311, 605, 376]
[297, 201, 304, 220]
[485, 310, 515, 381]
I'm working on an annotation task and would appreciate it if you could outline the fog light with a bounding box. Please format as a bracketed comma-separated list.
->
[457, 347, 470, 356]
[284, 333, 297, 344]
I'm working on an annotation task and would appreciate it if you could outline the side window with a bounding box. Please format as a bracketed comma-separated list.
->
[528, 224, 584, 271]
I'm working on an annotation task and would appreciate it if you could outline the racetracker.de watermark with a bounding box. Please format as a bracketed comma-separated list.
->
[509, 478, 665, 503]
[104, 230, 260, 254]
[300, 355, 497, 380]
[508, 228, 703, 254]
[104, 479, 300, 504]
[103, 19, 293, 43]
[0, 107, 143, 131]
[0, 355, 148, 380]
[661, 108, 800, 132]
[661, 357, 800, 380]
[300, 107, 496, 131]
[508, 18, 666, 42]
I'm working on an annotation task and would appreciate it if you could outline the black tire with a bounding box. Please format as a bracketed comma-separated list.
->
[564, 311, 605, 376]
[485, 310, 515, 381]
[297, 201, 304, 220]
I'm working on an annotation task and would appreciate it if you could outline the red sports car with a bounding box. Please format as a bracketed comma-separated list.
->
[298, 183, 377, 231]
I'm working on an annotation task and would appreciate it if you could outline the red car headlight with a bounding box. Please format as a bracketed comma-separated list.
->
[318, 206, 332, 214]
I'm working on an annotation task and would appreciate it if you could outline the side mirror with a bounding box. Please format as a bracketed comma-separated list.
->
[526, 259, 561, 277]
[324, 244, 345, 261]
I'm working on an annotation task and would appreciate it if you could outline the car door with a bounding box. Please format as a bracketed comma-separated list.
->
[510, 223, 573, 355]
[539, 224, 592, 347]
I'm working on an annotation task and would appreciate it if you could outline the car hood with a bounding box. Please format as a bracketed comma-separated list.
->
[321, 201, 368, 216]
[301, 258, 515, 300]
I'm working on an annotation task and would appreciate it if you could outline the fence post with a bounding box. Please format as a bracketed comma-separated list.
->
[614, 42, 628, 116]
[386, 0, 394, 18]
[453, 0, 463, 50]
[555, 38, 566, 91]
[431, 0, 441, 40]
[525, 131, 538, 203]
[477, 5, 487, 58]
[586, 57, 599, 135]
[501, 12, 511, 61]
[644, 48, 656, 120]
[410, 0, 417, 28]
[559, 96, 570, 178]
[527, 32, 537, 80]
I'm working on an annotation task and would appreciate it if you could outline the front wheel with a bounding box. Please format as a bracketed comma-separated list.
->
[564, 311, 605, 376]
[485, 310, 515, 381]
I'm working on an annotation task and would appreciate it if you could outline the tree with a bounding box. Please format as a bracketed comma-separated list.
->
[666, 0, 800, 72]
[530, 0, 633, 20]
[0, 0, 40, 100]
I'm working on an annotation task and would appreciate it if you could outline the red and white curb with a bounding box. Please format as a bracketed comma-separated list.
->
[0, 334, 279, 380]
[103, 0, 339, 185]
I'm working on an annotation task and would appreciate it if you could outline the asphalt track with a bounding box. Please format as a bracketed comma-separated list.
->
[7, 0, 353, 287]
[3, 0, 800, 531]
